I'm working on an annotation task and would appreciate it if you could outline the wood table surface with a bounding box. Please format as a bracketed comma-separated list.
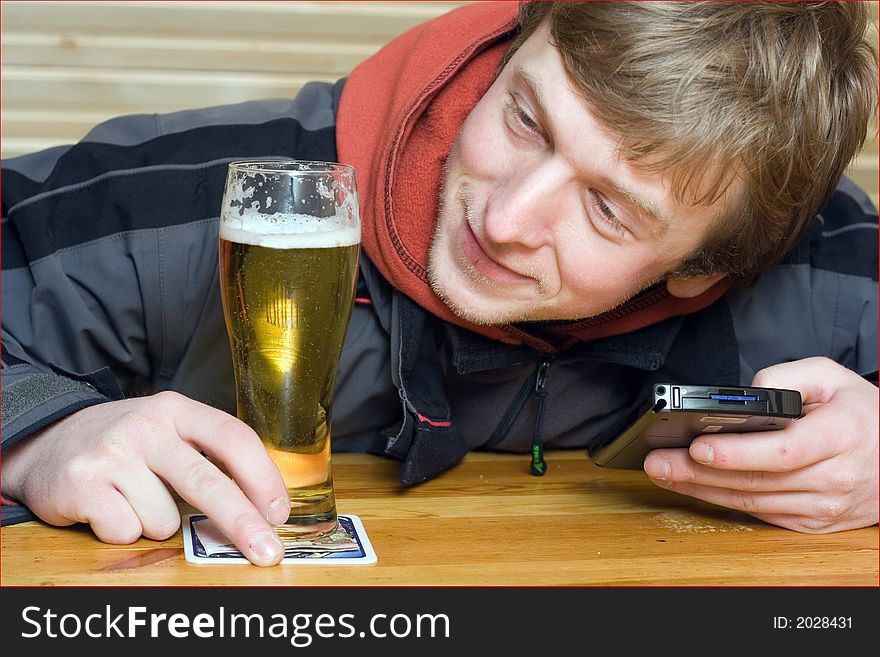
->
[2, 451, 877, 586]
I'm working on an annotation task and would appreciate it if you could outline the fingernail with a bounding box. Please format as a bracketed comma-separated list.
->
[267, 497, 291, 525]
[691, 442, 715, 464]
[644, 456, 670, 480]
[249, 530, 283, 566]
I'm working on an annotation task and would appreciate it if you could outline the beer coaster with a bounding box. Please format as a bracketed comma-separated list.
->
[182, 514, 377, 565]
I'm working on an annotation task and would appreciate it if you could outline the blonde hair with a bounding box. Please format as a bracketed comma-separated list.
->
[504, 2, 877, 277]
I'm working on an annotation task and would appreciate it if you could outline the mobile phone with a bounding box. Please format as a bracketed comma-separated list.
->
[589, 383, 803, 469]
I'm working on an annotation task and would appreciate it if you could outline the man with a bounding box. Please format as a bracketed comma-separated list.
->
[2, 2, 877, 567]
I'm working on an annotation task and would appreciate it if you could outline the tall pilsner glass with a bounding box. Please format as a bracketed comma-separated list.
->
[218, 161, 360, 538]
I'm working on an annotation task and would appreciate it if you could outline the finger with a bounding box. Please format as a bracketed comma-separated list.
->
[644, 450, 813, 492]
[76, 487, 144, 545]
[146, 440, 284, 567]
[682, 421, 842, 472]
[185, 420, 291, 525]
[155, 393, 289, 524]
[113, 465, 182, 540]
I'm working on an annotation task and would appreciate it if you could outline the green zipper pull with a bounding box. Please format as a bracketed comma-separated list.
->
[530, 360, 550, 476]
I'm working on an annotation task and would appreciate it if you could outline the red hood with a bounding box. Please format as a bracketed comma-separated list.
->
[337, 2, 728, 355]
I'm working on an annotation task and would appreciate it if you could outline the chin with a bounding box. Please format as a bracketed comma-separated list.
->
[429, 270, 542, 326]
[428, 264, 498, 325]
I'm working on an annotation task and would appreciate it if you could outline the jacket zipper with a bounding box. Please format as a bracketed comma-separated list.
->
[485, 367, 538, 448]
[529, 359, 551, 476]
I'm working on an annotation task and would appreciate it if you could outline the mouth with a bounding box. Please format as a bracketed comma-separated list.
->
[458, 216, 534, 286]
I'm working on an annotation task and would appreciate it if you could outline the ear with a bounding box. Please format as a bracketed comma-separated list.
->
[665, 272, 727, 299]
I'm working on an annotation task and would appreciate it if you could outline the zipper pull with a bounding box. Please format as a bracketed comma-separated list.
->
[535, 360, 550, 393]
[530, 360, 550, 476]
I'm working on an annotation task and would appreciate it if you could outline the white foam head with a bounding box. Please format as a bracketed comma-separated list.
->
[220, 210, 360, 249]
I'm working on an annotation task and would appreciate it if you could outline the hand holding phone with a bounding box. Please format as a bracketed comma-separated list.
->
[589, 383, 802, 468]
[611, 358, 878, 533]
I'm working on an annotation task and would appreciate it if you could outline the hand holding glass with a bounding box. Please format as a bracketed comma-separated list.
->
[219, 161, 360, 538]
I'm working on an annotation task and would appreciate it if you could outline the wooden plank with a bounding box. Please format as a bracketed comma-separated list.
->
[0, 1, 469, 40]
[1, 66, 324, 110]
[1, 107, 131, 134]
[0, 33, 379, 74]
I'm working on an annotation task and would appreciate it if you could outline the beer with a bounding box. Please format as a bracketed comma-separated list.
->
[219, 207, 359, 537]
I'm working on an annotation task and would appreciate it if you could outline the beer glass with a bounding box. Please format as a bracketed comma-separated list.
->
[218, 160, 360, 538]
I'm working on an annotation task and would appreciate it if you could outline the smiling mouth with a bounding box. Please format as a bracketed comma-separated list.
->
[458, 217, 534, 286]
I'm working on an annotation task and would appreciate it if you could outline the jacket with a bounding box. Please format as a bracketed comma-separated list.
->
[2, 81, 877, 525]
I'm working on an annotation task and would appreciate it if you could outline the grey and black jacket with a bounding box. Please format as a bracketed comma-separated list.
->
[3, 81, 878, 525]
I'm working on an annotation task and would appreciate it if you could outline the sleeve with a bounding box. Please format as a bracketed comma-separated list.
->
[1, 82, 344, 525]
[1, 118, 166, 452]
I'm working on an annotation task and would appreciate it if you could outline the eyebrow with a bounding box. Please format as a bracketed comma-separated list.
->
[604, 179, 671, 235]
[513, 66, 671, 235]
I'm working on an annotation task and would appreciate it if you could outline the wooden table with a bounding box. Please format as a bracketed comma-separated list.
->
[2, 451, 877, 586]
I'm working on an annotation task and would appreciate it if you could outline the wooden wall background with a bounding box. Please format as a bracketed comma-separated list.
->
[1, 1, 876, 205]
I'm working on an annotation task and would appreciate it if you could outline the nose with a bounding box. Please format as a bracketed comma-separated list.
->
[481, 160, 568, 249]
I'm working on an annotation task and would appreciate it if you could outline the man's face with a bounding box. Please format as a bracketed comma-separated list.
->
[427, 23, 729, 325]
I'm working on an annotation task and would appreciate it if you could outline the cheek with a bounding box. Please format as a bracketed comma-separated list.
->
[453, 106, 509, 180]
[574, 245, 672, 305]
[558, 242, 644, 298]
